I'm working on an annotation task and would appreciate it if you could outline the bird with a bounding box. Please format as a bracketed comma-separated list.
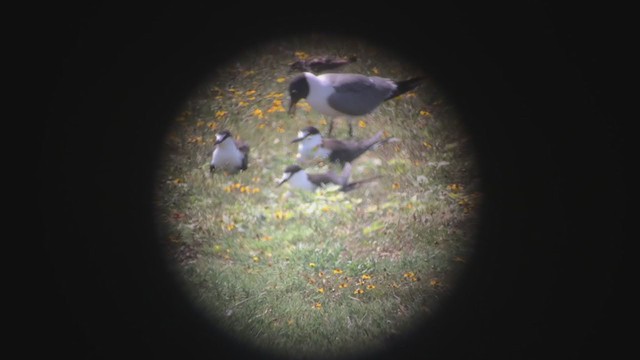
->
[287, 72, 425, 137]
[209, 130, 249, 174]
[291, 126, 398, 166]
[276, 163, 380, 192]
[289, 55, 357, 73]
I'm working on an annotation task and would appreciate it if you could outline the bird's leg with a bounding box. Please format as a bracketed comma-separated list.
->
[326, 117, 334, 137]
[348, 120, 353, 138]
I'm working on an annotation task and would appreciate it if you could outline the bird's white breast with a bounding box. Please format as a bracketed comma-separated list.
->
[305, 73, 344, 116]
[212, 141, 243, 171]
[287, 171, 318, 191]
[298, 135, 330, 161]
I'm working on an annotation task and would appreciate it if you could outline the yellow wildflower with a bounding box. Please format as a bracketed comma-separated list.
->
[332, 269, 343, 274]
[319, 118, 327, 126]
[309, 262, 317, 268]
[392, 183, 400, 190]
[313, 302, 322, 309]
[317, 288, 324, 294]
[252, 187, 261, 193]
[366, 284, 376, 290]
[253, 109, 264, 119]
[422, 141, 432, 148]
[403, 272, 415, 278]
[339, 283, 348, 288]
[215, 110, 228, 119]
[252, 256, 260, 262]
[276, 77, 286, 83]
[238, 101, 248, 107]
[419, 110, 431, 117]
[447, 184, 463, 192]
[358, 120, 366, 128]
[354, 289, 364, 295]
[321, 206, 330, 212]
[226, 223, 236, 231]
[208, 121, 219, 130]
[361, 274, 372, 280]
[277, 127, 285, 133]
[245, 90, 256, 96]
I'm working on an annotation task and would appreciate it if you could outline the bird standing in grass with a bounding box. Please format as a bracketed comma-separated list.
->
[288, 72, 425, 137]
[210, 130, 249, 174]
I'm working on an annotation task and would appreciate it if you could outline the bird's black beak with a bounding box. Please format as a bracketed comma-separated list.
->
[288, 96, 300, 117]
[276, 175, 289, 187]
[290, 136, 304, 144]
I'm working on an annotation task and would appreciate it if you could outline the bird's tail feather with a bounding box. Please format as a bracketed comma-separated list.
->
[361, 131, 384, 150]
[386, 77, 426, 100]
[342, 175, 383, 192]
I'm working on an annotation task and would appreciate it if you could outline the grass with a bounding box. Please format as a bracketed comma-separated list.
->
[154, 34, 481, 359]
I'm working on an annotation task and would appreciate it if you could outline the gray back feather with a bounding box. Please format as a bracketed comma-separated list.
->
[325, 74, 397, 115]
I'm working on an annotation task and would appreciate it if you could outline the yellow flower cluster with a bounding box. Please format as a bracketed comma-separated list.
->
[296, 101, 312, 112]
[223, 183, 261, 194]
[403, 272, 419, 282]
[274, 210, 293, 220]
[294, 51, 309, 60]
[447, 183, 463, 192]
[267, 99, 286, 113]
[266, 92, 285, 99]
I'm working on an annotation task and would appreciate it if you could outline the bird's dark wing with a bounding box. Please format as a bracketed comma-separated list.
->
[323, 138, 365, 165]
[307, 172, 341, 187]
[235, 139, 250, 171]
[325, 74, 396, 115]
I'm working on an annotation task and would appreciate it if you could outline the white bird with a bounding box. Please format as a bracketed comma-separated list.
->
[209, 130, 249, 174]
[288, 72, 425, 137]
